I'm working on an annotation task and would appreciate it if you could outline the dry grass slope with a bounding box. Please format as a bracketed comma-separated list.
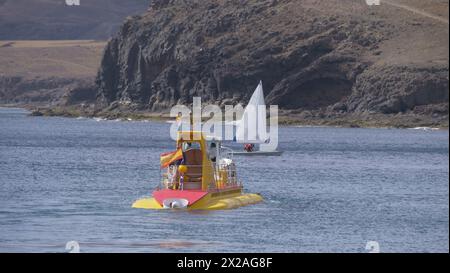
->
[0, 40, 106, 78]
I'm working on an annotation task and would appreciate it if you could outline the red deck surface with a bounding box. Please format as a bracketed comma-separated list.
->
[153, 189, 208, 205]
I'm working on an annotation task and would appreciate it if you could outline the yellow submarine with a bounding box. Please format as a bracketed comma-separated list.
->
[132, 131, 263, 210]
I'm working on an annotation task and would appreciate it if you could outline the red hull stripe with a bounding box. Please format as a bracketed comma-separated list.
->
[153, 189, 208, 205]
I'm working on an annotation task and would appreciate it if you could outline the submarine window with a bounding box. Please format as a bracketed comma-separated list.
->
[182, 142, 201, 151]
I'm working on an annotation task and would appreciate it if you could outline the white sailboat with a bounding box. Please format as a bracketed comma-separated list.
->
[232, 81, 283, 156]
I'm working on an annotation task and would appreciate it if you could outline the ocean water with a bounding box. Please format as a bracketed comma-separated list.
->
[0, 107, 448, 253]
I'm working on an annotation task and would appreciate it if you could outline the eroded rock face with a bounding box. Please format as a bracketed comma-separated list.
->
[347, 65, 449, 114]
[95, 0, 449, 115]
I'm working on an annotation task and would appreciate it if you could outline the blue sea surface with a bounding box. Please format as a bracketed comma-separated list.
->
[0, 107, 448, 252]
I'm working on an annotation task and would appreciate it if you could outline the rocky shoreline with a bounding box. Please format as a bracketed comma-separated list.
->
[7, 103, 445, 129]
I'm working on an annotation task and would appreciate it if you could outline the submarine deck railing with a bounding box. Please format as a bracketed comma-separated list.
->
[158, 163, 241, 190]
[219, 146, 234, 159]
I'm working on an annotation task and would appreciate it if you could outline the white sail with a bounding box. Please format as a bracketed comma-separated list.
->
[235, 81, 268, 143]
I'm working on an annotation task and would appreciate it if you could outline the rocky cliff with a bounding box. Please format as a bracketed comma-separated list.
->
[95, 0, 449, 125]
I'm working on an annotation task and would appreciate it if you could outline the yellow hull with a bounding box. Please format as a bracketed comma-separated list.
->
[132, 192, 263, 210]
